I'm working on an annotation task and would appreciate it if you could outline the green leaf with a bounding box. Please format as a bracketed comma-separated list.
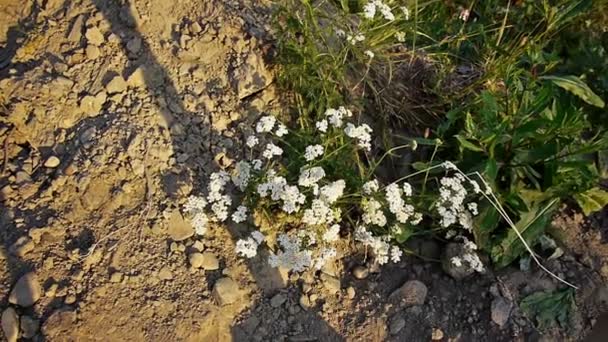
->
[473, 205, 500, 251]
[574, 187, 608, 215]
[520, 289, 575, 330]
[491, 201, 558, 268]
[484, 159, 499, 181]
[455, 135, 484, 152]
[394, 225, 414, 243]
[540, 75, 605, 108]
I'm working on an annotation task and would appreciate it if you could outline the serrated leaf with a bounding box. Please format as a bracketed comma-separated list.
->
[574, 187, 608, 215]
[520, 289, 575, 330]
[491, 201, 558, 268]
[540, 75, 605, 108]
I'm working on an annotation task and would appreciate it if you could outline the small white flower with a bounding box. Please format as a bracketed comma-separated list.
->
[451, 256, 462, 267]
[346, 33, 365, 45]
[362, 179, 379, 194]
[246, 135, 259, 148]
[319, 180, 345, 204]
[251, 159, 263, 170]
[400, 6, 410, 20]
[344, 123, 373, 150]
[323, 224, 341, 242]
[335, 28, 346, 38]
[263, 143, 283, 159]
[184, 195, 207, 213]
[232, 205, 248, 223]
[390, 246, 402, 263]
[256, 115, 276, 133]
[192, 212, 209, 236]
[395, 31, 406, 42]
[236, 237, 259, 258]
[275, 123, 288, 137]
[376, 1, 394, 21]
[402, 182, 412, 197]
[304, 144, 325, 161]
[467, 202, 478, 216]
[459, 8, 470, 21]
[364, 50, 375, 59]
[316, 119, 328, 133]
[363, 2, 376, 19]
[442, 161, 457, 170]
[298, 166, 326, 187]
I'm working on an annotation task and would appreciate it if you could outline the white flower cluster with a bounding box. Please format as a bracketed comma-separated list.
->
[325, 106, 353, 128]
[256, 115, 276, 133]
[236, 230, 266, 258]
[362, 179, 379, 194]
[232, 205, 248, 223]
[362, 198, 387, 227]
[231, 161, 251, 191]
[354, 226, 402, 264]
[304, 144, 324, 161]
[208, 171, 232, 222]
[298, 166, 326, 188]
[385, 183, 418, 224]
[436, 173, 478, 231]
[263, 143, 283, 159]
[344, 123, 373, 151]
[257, 171, 306, 214]
[450, 237, 484, 273]
[346, 33, 365, 45]
[184, 195, 209, 235]
[362, 0, 395, 21]
[268, 234, 313, 272]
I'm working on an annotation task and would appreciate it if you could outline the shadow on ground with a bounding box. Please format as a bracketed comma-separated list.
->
[89, 0, 343, 340]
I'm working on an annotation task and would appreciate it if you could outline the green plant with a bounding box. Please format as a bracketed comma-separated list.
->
[520, 288, 576, 330]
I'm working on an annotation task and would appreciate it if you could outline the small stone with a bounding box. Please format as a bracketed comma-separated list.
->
[441, 243, 475, 280]
[431, 328, 444, 340]
[80, 92, 107, 116]
[190, 252, 219, 270]
[67, 15, 84, 42]
[85, 45, 100, 59]
[212, 277, 241, 305]
[320, 274, 341, 295]
[192, 240, 205, 251]
[197, 252, 220, 271]
[167, 210, 193, 241]
[85, 27, 104, 46]
[64, 294, 77, 305]
[105, 75, 127, 94]
[9, 236, 35, 257]
[299, 295, 311, 309]
[110, 272, 123, 283]
[389, 316, 406, 335]
[391, 280, 428, 307]
[270, 293, 287, 308]
[158, 266, 173, 281]
[346, 286, 356, 299]
[45, 283, 58, 297]
[127, 66, 146, 88]
[44, 156, 61, 168]
[491, 297, 512, 327]
[9, 272, 42, 307]
[1, 308, 18, 342]
[126, 37, 141, 54]
[20, 316, 39, 339]
[352, 266, 369, 280]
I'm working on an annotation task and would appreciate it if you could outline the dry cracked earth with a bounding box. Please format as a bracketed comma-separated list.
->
[1, 0, 608, 341]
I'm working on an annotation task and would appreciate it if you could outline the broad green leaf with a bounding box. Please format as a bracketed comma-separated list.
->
[491, 201, 558, 268]
[540, 75, 605, 108]
[473, 205, 500, 251]
[455, 135, 484, 152]
[394, 225, 414, 243]
[520, 289, 575, 330]
[513, 143, 558, 164]
[574, 187, 608, 215]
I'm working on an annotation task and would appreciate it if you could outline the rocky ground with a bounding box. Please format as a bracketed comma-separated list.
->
[1, 0, 607, 341]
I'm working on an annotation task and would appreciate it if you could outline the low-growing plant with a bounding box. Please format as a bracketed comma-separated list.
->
[520, 288, 576, 330]
[185, 0, 607, 290]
